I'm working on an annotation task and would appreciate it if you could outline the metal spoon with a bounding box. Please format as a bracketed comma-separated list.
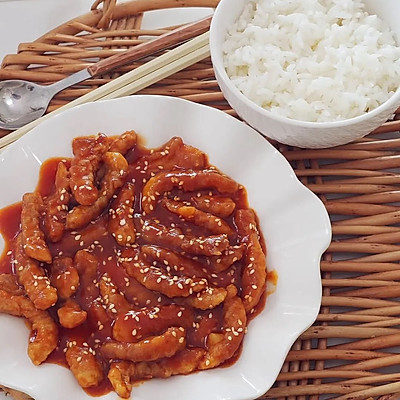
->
[0, 16, 211, 130]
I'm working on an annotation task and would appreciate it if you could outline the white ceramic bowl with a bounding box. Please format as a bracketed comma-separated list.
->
[210, 0, 400, 149]
[0, 96, 331, 400]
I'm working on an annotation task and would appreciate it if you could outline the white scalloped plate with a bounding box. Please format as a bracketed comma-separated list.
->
[0, 96, 331, 400]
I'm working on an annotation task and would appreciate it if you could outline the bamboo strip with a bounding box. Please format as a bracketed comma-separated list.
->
[330, 354, 400, 371]
[347, 305, 400, 316]
[295, 169, 391, 178]
[284, 149, 394, 161]
[327, 242, 400, 254]
[322, 278, 400, 288]
[333, 211, 400, 226]
[321, 296, 400, 308]
[373, 119, 400, 133]
[334, 381, 400, 400]
[335, 138, 400, 151]
[341, 231, 400, 245]
[322, 175, 400, 185]
[333, 333, 400, 351]
[316, 314, 392, 323]
[359, 318, 400, 328]
[301, 326, 398, 340]
[331, 226, 400, 236]
[343, 374, 400, 386]
[354, 251, 400, 263]
[320, 156, 400, 170]
[285, 349, 389, 361]
[336, 285, 400, 298]
[276, 370, 376, 382]
[264, 383, 371, 397]
[306, 183, 398, 194]
[358, 270, 400, 281]
[324, 202, 397, 216]
[333, 191, 400, 204]
[321, 260, 400, 272]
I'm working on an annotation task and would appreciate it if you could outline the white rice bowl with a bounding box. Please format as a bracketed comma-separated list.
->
[223, 0, 400, 123]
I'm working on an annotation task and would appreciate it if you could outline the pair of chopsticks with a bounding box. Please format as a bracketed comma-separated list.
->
[0, 16, 212, 150]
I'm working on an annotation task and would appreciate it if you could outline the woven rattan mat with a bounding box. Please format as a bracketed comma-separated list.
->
[1, 0, 400, 399]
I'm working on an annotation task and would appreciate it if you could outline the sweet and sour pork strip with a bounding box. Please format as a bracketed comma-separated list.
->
[162, 199, 233, 235]
[65, 342, 104, 388]
[49, 256, 79, 300]
[199, 285, 247, 369]
[43, 161, 71, 243]
[109, 130, 137, 154]
[110, 348, 206, 398]
[66, 152, 128, 230]
[0, 288, 58, 365]
[101, 327, 186, 362]
[112, 304, 194, 342]
[70, 133, 109, 205]
[108, 182, 136, 246]
[234, 209, 267, 313]
[121, 248, 207, 298]
[14, 235, 57, 310]
[191, 194, 236, 218]
[21, 192, 52, 263]
[142, 169, 239, 214]
[57, 298, 87, 329]
[133, 137, 207, 179]
[140, 244, 208, 279]
[141, 220, 230, 256]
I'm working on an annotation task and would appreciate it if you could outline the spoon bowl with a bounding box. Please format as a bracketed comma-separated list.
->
[0, 80, 51, 130]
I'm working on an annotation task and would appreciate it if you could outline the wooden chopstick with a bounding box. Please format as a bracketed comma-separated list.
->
[0, 30, 210, 150]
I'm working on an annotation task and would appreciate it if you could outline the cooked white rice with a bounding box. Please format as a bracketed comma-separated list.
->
[223, 0, 400, 122]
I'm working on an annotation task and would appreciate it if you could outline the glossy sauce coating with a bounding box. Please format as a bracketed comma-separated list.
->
[0, 133, 268, 398]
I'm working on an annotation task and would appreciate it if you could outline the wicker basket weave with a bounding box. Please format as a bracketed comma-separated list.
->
[1, 1, 400, 399]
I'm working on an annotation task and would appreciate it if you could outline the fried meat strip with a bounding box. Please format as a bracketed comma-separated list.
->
[43, 162, 71, 243]
[108, 361, 135, 399]
[49, 257, 79, 299]
[14, 235, 57, 310]
[109, 130, 137, 154]
[66, 151, 128, 230]
[122, 274, 163, 308]
[99, 275, 131, 315]
[185, 287, 227, 310]
[101, 327, 186, 362]
[66, 343, 104, 388]
[72, 133, 109, 161]
[142, 169, 238, 214]
[136, 137, 207, 178]
[109, 348, 206, 398]
[199, 285, 246, 369]
[0, 274, 24, 295]
[208, 245, 245, 272]
[70, 133, 109, 205]
[141, 220, 230, 256]
[69, 159, 99, 206]
[141, 245, 207, 279]
[113, 304, 193, 342]
[191, 195, 236, 218]
[162, 199, 233, 235]
[0, 289, 57, 365]
[21, 192, 52, 263]
[108, 183, 135, 245]
[57, 298, 87, 328]
[74, 250, 99, 307]
[234, 209, 267, 313]
[121, 248, 207, 298]
[129, 348, 205, 381]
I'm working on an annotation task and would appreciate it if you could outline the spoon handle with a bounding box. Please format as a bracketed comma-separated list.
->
[87, 15, 212, 77]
